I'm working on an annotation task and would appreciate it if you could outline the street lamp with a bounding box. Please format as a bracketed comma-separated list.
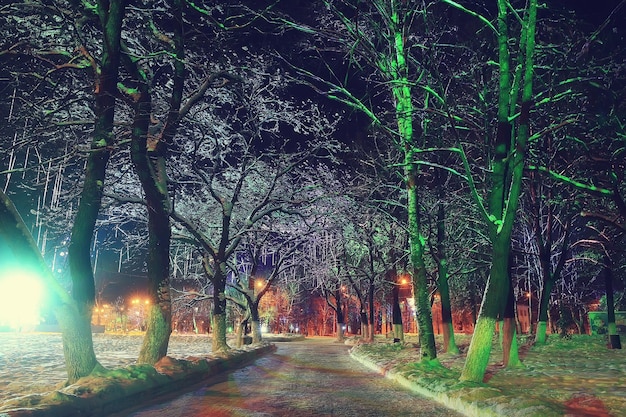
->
[129, 298, 149, 331]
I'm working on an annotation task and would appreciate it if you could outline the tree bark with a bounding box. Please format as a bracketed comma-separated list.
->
[359, 309, 369, 341]
[250, 300, 262, 343]
[368, 283, 375, 342]
[392, 283, 404, 343]
[605, 262, 622, 349]
[62, 0, 126, 382]
[461, 235, 510, 381]
[436, 197, 459, 354]
[127, 0, 186, 363]
[460, 0, 536, 382]
[212, 266, 230, 353]
[535, 212, 571, 345]
[127, 65, 173, 364]
[336, 291, 346, 342]
[407, 171, 437, 360]
[502, 280, 523, 367]
[387, 0, 437, 361]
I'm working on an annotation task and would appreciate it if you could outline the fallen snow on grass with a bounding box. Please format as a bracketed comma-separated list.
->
[352, 334, 626, 417]
[0, 332, 213, 404]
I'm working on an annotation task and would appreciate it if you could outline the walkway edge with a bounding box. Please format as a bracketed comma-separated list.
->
[0, 344, 277, 417]
[349, 348, 566, 417]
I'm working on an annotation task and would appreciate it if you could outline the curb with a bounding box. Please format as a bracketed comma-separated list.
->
[1, 344, 276, 417]
[349, 348, 566, 417]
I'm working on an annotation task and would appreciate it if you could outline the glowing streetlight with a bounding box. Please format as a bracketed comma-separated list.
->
[129, 297, 150, 331]
[0, 269, 45, 330]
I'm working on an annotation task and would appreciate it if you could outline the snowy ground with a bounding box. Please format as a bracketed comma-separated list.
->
[351, 334, 626, 417]
[1, 332, 624, 417]
[0, 332, 214, 404]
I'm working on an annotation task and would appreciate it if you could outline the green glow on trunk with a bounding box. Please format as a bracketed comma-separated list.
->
[535, 321, 548, 345]
[138, 305, 171, 364]
[461, 316, 496, 382]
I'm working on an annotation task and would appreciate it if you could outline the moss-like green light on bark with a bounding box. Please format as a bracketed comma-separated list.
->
[138, 305, 171, 364]
[528, 165, 613, 196]
[460, 316, 496, 382]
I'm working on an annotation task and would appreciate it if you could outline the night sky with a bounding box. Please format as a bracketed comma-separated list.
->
[0, 0, 624, 304]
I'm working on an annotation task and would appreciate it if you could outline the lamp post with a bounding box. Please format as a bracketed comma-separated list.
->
[130, 298, 150, 331]
[193, 306, 199, 334]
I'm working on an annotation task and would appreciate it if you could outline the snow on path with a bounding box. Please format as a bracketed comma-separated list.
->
[0, 332, 213, 403]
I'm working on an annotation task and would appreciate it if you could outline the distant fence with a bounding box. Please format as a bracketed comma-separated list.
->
[588, 311, 626, 335]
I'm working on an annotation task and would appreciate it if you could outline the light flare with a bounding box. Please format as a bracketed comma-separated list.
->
[0, 269, 45, 330]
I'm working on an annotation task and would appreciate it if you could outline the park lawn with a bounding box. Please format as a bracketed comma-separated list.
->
[351, 333, 624, 417]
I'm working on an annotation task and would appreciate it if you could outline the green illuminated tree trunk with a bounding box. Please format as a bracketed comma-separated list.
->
[435, 172, 459, 354]
[63, 0, 125, 383]
[604, 259, 622, 349]
[287, 0, 436, 357]
[387, 1, 437, 361]
[124, 0, 186, 364]
[0, 1, 124, 382]
[460, 0, 537, 382]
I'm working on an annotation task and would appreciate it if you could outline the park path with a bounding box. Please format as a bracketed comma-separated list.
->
[124, 337, 462, 417]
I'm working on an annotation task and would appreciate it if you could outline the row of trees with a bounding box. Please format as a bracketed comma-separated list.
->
[0, 0, 624, 386]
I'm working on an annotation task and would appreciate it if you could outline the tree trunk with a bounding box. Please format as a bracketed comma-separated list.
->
[251, 320, 262, 344]
[337, 324, 345, 342]
[383, 0, 437, 361]
[605, 264, 622, 349]
[360, 309, 369, 341]
[56, 304, 103, 382]
[502, 282, 523, 368]
[138, 303, 171, 363]
[408, 176, 437, 360]
[212, 313, 229, 353]
[461, 236, 510, 382]
[437, 199, 458, 354]
[250, 301, 262, 343]
[129, 91, 173, 363]
[336, 294, 345, 342]
[392, 284, 404, 343]
[125, 0, 186, 364]
[460, 0, 537, 382]
[368, 284, 375, 341]
[535, 277, 554, 345]
[234, 318, 248, 348]
[533, 201, 571, 346]
[212, 270, 230, 353]
[62, 0, 126, 382]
